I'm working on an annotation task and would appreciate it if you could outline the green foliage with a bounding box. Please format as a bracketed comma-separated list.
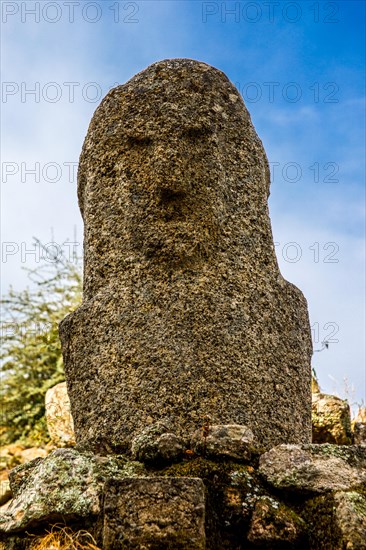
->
[1, 242, 82, 446]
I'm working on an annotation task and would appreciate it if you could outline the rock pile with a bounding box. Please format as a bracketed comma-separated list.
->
[0, 429, 365, 549]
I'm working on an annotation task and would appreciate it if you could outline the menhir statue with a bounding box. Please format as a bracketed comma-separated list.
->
[60, 59, 312, 453]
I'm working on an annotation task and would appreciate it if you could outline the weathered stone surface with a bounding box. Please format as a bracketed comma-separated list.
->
[103, 477, 206, 549]
[59, 58, 312, 454]
[131, 420, 184, 464]
[45, 381, 75, 447]
[0, 448, 144, 533]
[259, 444, 366, 493]
[247, 495, 306, 546]
[312, 392, 352, 444]
[0, 446, 49, 510]
[191, 424, 254, 461]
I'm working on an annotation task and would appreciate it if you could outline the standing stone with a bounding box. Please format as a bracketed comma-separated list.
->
[60, 59, 312, 453]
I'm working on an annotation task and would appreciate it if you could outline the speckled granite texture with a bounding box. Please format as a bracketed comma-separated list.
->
[59, 59, 312, 453]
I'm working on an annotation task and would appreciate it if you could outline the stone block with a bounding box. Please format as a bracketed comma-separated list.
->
[0, 449, 144, 533]
[190, 424, 254, 461]
[247, 496, 306, 547]
[103, 477, 206, 549]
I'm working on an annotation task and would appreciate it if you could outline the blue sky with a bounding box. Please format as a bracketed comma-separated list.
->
[1, 0, 365, 408]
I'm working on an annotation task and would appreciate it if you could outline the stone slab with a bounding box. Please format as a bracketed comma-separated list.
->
[259, 444, 366, 493]
[103, 477, 206, 549]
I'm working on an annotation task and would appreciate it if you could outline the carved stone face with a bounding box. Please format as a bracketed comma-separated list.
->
[119, 93, 228, 265]
[79, 59, 271, 292]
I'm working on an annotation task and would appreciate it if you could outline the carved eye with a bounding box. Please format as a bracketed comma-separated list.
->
[126, 135, 153, 147]
[184, 127, 212, 141]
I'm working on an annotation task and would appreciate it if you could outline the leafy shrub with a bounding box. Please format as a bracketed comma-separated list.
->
[1, 242, 82, 445]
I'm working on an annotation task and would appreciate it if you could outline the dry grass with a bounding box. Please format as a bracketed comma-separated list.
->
[29, 525, 101, 550]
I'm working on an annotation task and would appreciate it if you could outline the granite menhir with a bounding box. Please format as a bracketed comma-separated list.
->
[59, 59, 312, 453]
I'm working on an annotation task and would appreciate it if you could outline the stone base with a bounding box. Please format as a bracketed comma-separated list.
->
[1, 445, 365, 549]
[103, 477, 206, 549]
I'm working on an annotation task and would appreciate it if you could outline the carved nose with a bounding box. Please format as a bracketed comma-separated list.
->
[153, 145, 191, 198]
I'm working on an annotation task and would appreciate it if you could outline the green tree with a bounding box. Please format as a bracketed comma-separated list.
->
[1, 242, 82, 445]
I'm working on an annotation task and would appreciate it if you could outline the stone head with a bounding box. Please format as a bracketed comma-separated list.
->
[78, 59, 272, 295]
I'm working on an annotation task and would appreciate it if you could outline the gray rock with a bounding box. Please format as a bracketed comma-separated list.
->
[131, 421, 184, 464]
[103, 477, 206, 549]
[247, 495, 306, 546]
[45, 382, 75, 447]
[59, 58, 312, 454]
[190, 424, 254, 460]
[0, 448, 144, 533]
[259, 444, 366, 493]
[312, 392, 352, 444]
